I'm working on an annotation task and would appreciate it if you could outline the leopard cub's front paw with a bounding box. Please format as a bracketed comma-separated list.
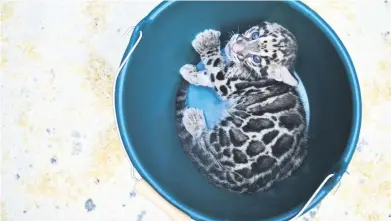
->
[180, 64, 196, 76]
[191, 29, 221, 55]
[180, 64, 198, 84]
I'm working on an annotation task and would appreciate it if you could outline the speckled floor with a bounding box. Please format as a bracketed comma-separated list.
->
[1, 1, 390, 221]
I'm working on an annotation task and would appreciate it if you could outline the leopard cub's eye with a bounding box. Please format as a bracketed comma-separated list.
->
[251, 32, 260, 40]
[252, 55, 261, 63]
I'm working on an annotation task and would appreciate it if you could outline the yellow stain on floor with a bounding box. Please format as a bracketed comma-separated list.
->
[326, 0, 354, 13]
[87, 125, 125, 183]
[25, 172, 62, 197]
[23, 172, 84, 205]
[346, 12, 356, 21]
[326, 145, 391, 217]
[368, 213, 381, 221]
[84, 53, 114, 108]
[361, 78, 391, 110]
[0, 35, 9, 69]
[327, 1, 345, 10]
[342, 155, 391, 218]
[17, 42, 40, 60]
[378, 60, 390, 72]
[21, 126, 124, 204]
[17, 112, 29, 128]
[0, 2, 14, 22]
[1, 56, 8, 69]
[83, 2, 109, 33]
[0, 201, 7, 221]
[1, 150, 10, 163]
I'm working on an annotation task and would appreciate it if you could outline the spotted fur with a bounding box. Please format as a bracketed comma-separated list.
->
[176, 22, 307, 194]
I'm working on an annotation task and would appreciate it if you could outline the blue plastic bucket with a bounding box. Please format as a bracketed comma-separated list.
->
[115, 1, 361, 220]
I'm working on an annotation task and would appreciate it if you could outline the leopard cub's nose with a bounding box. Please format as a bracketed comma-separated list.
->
[232, 43, 245, 54]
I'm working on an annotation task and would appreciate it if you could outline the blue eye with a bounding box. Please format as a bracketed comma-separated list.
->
[251, 32, 260, 40]
[252, 55, 261, 63]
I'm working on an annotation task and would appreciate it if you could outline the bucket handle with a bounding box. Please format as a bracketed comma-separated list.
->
[114, 29, 335, 221]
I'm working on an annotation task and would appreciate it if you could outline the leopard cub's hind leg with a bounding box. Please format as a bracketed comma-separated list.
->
[182, 108, 207, 138]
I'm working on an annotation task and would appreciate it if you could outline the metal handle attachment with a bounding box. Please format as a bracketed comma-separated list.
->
[290, 173, 334, 220]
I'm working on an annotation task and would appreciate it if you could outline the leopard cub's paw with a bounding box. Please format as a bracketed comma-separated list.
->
[192, 29, 221, 54]
[179, 64, 198, 85]
[179, 64, 197, 76]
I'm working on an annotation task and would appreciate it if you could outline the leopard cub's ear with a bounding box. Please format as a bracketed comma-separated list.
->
[269, 64, 298, 87]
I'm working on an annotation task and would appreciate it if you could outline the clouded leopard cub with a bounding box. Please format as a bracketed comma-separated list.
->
[175, 21, 307, 194]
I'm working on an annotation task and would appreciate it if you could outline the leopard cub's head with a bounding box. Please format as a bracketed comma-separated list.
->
[226, 21, 298, 86]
